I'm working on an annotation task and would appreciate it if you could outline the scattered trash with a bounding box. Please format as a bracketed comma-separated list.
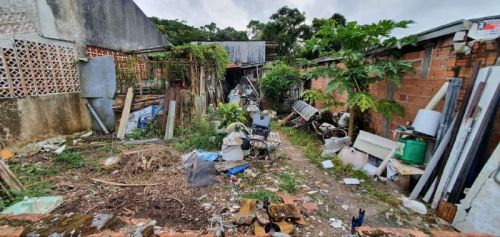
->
[341, 204, 349, 210]
[324, 136, 352, 153]
[226, 164, 249, 175]
[244, 168, 258, 178]
[1, 196, 63, 214]
[201, 203, 213, 209]
[362, 163, 378, 176]
[214, 160, 248, 172]
[184, 152, 218, 188]
[125, 105, 161, 133]
[0, 149, 14, 160]
[91, 214, 113, 230]
[222, 132, 244, 161]
[338, 147, 369, 169]
[329, 217, 345, 229]
[307, 190, 318, 195]
[255, 221, 294, 236]
[195, 150, 221, 161]
[256, 209, 270, 225]
[401, 196, 427, 214]
[321, 160, 334, 169]
[103, 156, 121, 167]
[343, 178, 360, 185]
[233, 199, 257, 225]
[351, 209, 366, 233]
[268, 204, 302, 222]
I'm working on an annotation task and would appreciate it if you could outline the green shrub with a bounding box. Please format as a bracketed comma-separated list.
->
[260, 63, 302, 110]
[174, 118, 224, 151]
[127, 121, 160, 140]
[216, 103, 247, 127]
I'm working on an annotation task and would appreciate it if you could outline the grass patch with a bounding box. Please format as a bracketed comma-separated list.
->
[55, 151, 85, 168]
[273, 122, 400, 206]
[241, 189, 279, 203]
[173, 118, 224, 151]
[95, 142, 121, 155]
[1, 162, 65, 210]
[277, 172, 299, 194]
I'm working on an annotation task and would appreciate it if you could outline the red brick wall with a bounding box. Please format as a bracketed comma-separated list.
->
[310, 36, 498, 143]
[310, 75, 349, 112]
[372, 37, 497, 137]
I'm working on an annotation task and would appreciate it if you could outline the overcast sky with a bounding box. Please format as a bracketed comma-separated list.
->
[133, 0, 499, 37]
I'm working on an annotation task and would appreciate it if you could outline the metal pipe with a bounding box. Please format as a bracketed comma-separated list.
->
[85, 102, 110, 134]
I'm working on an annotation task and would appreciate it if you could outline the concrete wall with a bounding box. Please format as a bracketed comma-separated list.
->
[0, 0, 40, 48]
[36, 0, 168, 51]
[0, 93, 91, 147]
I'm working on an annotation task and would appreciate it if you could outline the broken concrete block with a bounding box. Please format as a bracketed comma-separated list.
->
[91, 214, 114, 230]
[0, 225, 24, 237]
[268, 204, 301, 222]
[256, 209, 270, 225]
[233, 199, 256, 225]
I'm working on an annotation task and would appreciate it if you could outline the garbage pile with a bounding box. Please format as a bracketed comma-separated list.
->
[182, 107, 281, 188]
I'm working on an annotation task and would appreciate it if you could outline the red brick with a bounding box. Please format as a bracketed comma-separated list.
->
[429, 230, 495, 237]
[0, 225, 23, 237]
[357, 227, 427, 237]
[87, 230, 126, 237]
[0, 214, 49, 222]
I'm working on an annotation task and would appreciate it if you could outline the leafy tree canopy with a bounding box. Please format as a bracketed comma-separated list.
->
[247, 6, 314, 62]
[304, 19, 417, 135]
[150, 17, 248, 45]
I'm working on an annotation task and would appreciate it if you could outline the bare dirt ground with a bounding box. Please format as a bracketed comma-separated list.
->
[275, 131, 447, 236]
[8, 131, 449, 236]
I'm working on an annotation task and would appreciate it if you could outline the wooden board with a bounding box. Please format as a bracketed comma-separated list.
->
[116, 87, 134, 140]
[389, 159, 424, 176]
[214, 161, 248, 172]
[0, 161, 24, 191]
[436, 200, 457, 223]
[164, 100, 176, 140]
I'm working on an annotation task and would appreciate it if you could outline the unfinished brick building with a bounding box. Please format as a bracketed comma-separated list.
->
[310, 16, 500, 156]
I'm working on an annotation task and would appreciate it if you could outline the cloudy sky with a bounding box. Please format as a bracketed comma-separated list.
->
[134, 0, 499, 36]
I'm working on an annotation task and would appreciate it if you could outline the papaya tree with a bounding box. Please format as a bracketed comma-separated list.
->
[304, 19, 417, 137]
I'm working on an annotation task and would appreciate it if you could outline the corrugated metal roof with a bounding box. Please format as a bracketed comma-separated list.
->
[198, 41, 266, 65]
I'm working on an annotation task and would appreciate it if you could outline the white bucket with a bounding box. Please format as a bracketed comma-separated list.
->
[413, 109, 441, 137]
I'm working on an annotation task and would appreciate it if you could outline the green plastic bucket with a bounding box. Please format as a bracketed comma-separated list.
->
[395, 138, 427, 165]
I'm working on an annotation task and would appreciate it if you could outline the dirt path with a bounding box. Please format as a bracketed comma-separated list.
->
[277, 131, 437, 236]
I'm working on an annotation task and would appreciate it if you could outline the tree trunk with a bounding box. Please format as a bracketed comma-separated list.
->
[348, 106, 355, 137]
